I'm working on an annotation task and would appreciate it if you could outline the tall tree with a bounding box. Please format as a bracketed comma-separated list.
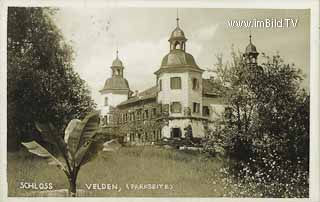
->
[7, 7, 96, 151]
[211, 50, 309, 196]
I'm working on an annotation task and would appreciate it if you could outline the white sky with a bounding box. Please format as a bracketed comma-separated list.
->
[53, 8, 310, 105]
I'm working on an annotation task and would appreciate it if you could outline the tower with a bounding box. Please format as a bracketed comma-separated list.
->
[99, 50, 130, 125]
[155, 11, 205, 138]
[243, 34, 259, 65]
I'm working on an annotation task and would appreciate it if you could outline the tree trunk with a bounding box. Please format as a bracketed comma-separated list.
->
[68, 177, 76, 197]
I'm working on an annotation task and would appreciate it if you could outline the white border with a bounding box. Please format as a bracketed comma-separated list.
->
[0, 0, 319, 202]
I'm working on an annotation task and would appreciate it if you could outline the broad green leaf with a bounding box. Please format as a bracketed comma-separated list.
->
[64, 119, 81, 144]
[22, 141, 67, 172]
[74, 141, 92, 167]
[67, 112, 100, 156]
[74, 133, 105, 167]
[35, 122, 68, 156]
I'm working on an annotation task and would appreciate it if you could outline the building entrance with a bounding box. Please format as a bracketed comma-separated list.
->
[171, 128, 182, 138]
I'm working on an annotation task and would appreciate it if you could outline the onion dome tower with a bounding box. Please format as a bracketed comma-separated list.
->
[100, 50, 130, 94]
[155, 11, 204, 139]
[243, 34, 259, 65]
[99, 50, 130, 125]
[156, 15, 201, 72]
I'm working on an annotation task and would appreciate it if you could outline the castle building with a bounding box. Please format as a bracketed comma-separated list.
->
[99, 16, 258, 144]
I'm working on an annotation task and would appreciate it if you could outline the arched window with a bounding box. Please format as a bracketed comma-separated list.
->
[174, 41, 180, 50]
[116, 69, 120, 76]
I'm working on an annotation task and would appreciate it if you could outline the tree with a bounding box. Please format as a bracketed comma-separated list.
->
[22, 112, 104, 197]
[7, 7, 96, 150]
[211, 49, 309, 196]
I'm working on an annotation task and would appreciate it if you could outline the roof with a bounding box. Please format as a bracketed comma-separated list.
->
[160, 50, 200, 69]
[101, 76, 130, 92]
[245, 43, 258, 54]
[170, 27, 186, 41]
[112, 57, 123, 67]
[118, 86, 158, 107]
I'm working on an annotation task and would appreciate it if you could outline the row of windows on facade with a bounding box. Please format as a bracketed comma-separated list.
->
[158, 77, 200, 91]
[103, 102, 211, 125]
[103, 107, 160, 125]
[128, 130, 162, 142]
[170, 102, 210, 116]
[103, 77, 200, 106]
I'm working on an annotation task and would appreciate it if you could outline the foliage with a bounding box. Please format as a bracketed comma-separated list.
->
[209, 49, 309, 197]
[7, 7, 96, 150]
[22, 112, 103, 197]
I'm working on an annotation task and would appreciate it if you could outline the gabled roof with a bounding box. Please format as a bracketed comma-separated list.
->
[117, 86, 158, 107]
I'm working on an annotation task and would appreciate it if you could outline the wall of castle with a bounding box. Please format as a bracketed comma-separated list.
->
[157, 71, 203, 117]
[202, 96, 226, 120]
[100, 93, 128, 117]
[161, 118, 205, 138]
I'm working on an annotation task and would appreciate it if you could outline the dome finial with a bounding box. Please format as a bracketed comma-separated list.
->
[176, 8, 180, 27]
[116, 48, 119, 59]
[249, 29, 252, 44]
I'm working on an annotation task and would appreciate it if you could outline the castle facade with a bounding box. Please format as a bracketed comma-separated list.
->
[99, 16, 258, 144]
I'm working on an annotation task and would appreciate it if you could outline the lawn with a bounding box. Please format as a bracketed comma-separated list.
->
[7, 146, 258, 197]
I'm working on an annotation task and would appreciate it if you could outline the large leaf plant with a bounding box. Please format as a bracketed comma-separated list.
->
[22, 112, 103, 197]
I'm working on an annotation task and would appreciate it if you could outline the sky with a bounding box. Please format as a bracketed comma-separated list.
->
[53, 8, 310, 105]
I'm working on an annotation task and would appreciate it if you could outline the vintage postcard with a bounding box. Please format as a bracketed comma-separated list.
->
[0, 0, 319, 201]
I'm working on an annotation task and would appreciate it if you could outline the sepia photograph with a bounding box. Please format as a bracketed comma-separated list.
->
[1, 0, 319, 201]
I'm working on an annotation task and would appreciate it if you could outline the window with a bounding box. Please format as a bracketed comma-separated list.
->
[137, 109, 142, 120]
[203, 106, 210, 116]
[192, 78, 199, 90]
[125, 113, 128, 122]
[152, 108, 157, 118]
[144, 109, 149, 119]
[130, 112, 135, 121]
[159, 79, 162, 91]
[171, 128, 182, 138]
[104, 115, 108, 125]
[170, 77, 181, 89]
[171, 102, 182, 113]
[104, 97, 108, 106]
[193, 102, 200, 113]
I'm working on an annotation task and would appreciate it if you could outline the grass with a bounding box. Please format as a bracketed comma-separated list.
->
[8, 146, 255, 197]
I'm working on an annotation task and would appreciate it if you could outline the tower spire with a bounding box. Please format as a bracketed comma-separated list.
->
[116, 48, 119, 59]
[176, 8, 180, 27]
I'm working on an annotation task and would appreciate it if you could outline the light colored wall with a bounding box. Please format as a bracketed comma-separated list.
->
[157, 71, 203, 117]
[100, 93, 128, 116]
[161, 119, 205, 138]
[188, 71, 203, 117]
[202, 96, 225, 120]
[157, 72, 189, 117]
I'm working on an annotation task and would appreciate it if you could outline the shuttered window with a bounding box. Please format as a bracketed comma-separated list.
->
[170, 77, 181, 89]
